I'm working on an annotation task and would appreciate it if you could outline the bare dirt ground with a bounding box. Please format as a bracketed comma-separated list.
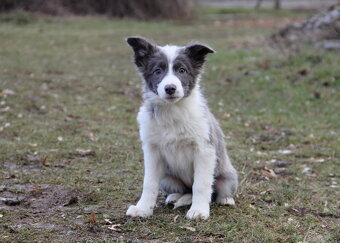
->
[201, 0, 339, 10]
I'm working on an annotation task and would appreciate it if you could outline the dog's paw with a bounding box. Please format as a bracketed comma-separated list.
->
[216, 197, 235, 206]
[186, 207, 209, 220]
[165, 193, 182, 205]
[126, 205, 153, 217]
[173, 194, 192, 209]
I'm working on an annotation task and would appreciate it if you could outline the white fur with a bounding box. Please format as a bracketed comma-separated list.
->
[159, 45, 180, 62]
[217, 197, 235, 206]
[173, 194, 192, 209]
[165, 193, 182, 205]
[127, 85, 216, 219]
[157, 45, 184, 101]
[157, 70, 184, 100]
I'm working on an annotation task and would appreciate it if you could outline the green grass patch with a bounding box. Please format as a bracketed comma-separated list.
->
[0, 9, 339, 242]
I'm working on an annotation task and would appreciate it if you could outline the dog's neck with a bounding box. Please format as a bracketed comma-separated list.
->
[143, 85, 207, 125]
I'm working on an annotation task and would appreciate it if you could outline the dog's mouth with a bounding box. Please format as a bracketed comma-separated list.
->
[165, 96, 180, 102]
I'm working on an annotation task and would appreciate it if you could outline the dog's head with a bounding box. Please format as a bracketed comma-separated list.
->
[126, 36, 215, 103]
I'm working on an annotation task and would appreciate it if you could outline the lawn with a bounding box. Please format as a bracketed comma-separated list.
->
[0, 8, 339, 242]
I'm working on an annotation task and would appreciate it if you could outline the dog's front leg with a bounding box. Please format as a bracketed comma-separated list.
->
[186, 146, 216, 220]
[126, 144, 164, 217]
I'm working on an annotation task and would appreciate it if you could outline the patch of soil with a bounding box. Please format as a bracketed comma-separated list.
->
[0, 184, 80, 212]
[246, 124, 294, 146]
[4, 159, 42, 175]
[248, 129, 293, 145]
[287, 207, 340, 218]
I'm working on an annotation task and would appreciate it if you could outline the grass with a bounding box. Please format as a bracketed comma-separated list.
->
[0, 9, 339, 242]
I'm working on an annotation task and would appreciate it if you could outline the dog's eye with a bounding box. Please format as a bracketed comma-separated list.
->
[178, 67, 187, 74]
[153, 68, 162, 75]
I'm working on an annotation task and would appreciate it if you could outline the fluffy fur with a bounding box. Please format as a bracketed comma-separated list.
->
[125, 36, 238, 219]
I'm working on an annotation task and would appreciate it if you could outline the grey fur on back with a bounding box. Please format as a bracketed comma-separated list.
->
[207, 109, 238, 197]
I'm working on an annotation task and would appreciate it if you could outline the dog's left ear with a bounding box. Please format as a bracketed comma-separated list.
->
[185, 43, 215, 69]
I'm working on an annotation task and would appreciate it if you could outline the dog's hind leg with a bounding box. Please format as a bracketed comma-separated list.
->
[215, 169, 238, 206]
[165, 193, 182, 205]
[165, 193, 193, 208]
[161, 175, 191, 206]
[160, 175, 189, 194]
[173, 194, 192, 208]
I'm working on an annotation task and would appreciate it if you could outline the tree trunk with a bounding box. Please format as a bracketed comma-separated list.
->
[255, 0, 263, 9]
[274, 0, 281, 9]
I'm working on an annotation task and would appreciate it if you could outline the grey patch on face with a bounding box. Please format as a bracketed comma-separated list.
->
[172, 50, 199, 97]
[142, 51, 168, 94]
[173, 44, 215, 97]
[126, 36, 169, 95]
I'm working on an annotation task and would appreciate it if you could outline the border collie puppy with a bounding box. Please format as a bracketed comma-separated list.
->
[126, 37, 238, 219]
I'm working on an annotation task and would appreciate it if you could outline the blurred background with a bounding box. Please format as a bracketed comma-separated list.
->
[0, 0, 339, 242]
[0, 0, 339, 18]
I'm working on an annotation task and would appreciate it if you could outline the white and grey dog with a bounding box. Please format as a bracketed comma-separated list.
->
[125, 36, 238, 220]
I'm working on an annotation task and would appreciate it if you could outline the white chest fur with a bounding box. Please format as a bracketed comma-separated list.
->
[137, 88, 211, 185]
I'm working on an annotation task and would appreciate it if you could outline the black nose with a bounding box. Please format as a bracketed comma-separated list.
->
[165, 84, 176, 95]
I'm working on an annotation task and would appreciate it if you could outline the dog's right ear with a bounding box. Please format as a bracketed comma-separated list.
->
[126, 36, 157, 68]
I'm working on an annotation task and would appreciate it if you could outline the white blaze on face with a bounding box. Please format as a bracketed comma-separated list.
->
[157, 45, 184, 101]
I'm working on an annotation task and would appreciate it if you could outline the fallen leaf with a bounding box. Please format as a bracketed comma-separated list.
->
[302, 167, 312, 174]
[42, 157, 49, 166]
[104, 219, 113, 225]
[276, 149, 294, 154]
[256, 151, 267, 155]
[249, 204, 257, 210]
[173, 215, 179, 223]
[108, 224, 121, 231]
[76, 149, 96, 157]
[0, 106, 11, 112]
[274, 168, 287, 174]
[260, 168, 278, 179]
[2, 89, 16, 95]
[86, 132, 98, 141]
[180, 226, 196, 232]
[89, 212, 96, 223]
[310, 158, 325, 163]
